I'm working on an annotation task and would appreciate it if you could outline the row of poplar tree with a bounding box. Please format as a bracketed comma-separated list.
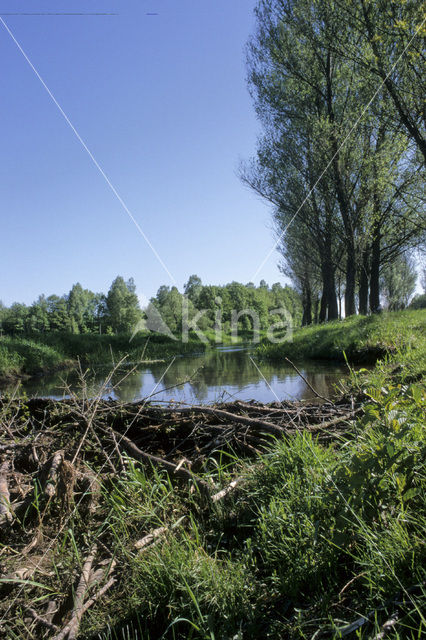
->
[241, 0, 425, 324]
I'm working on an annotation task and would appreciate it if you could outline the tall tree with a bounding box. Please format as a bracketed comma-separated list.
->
[106, 276, 141, 333]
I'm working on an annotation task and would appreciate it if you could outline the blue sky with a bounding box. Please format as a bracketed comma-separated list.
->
[0, 0, 286, 307]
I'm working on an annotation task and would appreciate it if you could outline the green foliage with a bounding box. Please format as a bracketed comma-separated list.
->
[0, 337, 64, 377]
[258, 308, 426, 368]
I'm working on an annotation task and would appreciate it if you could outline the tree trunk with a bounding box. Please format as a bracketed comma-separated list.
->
[302, 277, 312, 326]
[327, 267, 339, 320]
[345, 243, 357, 317]
[359, 249, 370, 315]
[319, 289, 327, 322]
[370, 224, 381, 313]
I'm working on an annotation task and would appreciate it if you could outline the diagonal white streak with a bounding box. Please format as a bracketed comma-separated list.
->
[250, 16, 426, 281]
[0, 17, 177, 285]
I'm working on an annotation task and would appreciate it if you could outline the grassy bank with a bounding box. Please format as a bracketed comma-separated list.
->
[0, 332, 208, 381]
[258, 308, 426, 367]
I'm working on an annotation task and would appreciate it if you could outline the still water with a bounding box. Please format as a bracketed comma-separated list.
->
[9, 346, 349, 404]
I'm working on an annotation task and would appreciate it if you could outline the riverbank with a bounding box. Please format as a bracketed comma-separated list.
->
[0, 319, 424, 639]
[0, 332, 208, 383]
[258, 308, 426, 367]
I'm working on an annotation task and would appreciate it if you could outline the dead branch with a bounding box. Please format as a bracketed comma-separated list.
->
[168, 405, 287, 437]
[211, 477, 243, 503]
[24, 606, 59, 632]
[285, 357, 333, 404]
[0, 461, 12, 523]
[45, 451, 63, 498]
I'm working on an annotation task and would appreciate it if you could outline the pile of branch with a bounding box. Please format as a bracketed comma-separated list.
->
[0, 393, 361, 638]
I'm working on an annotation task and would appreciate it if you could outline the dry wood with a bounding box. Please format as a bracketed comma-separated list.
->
[372, 612, 399, 640]
[0, 461, 12, 523]
[168, 405, 287, 437]
[44, 599, 58, 624]
[51, 545, 97, 640]
[52, 577, 116, 640]
[211, 477, 243, 503]
[45, 451, 63, 498]
[24, 606, 59, 632]
[134, 516, 186, 552]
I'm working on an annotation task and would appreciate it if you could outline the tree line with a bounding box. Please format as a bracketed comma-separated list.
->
[0, 277, 141, 336]
[148, 275, 302, 336]
[241, 0, 425, 324]
[0, 275, 302, 338]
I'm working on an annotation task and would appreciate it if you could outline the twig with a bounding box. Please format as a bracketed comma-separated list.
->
[285, 357, 333, 404]
[52, 545, 97, 640]
[167, 405, 287, 437]
[51, 577, 115, 640]
[134, 516, 186, 552]
[24, 606, 59, 632]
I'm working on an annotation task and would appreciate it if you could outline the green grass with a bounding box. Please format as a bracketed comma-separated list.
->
[0, 337, 65, 378]
[0, 331, 208, 380]
[80, 372, 425, 639]
[1, 310, 425, 638]
[258, 308, 426, 367]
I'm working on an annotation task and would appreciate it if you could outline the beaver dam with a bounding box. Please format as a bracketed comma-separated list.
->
[0, 375, 423, 640]
[0, 389, 364, 638]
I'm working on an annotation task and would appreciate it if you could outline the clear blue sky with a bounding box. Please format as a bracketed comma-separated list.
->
[0, 0, 286, 307]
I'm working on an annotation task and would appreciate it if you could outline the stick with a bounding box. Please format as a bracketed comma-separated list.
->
[134, 516, 186, 552]
[45, 451, 63, 498]
[211, 477, 243, 503]
[51, 577, 115, 640]
[0, 461, 12, 522]
[24, 606, 59, 632]
[285, 357, 333, 404]
[52, 545, 97, 640]
[372, 612, 399, 640]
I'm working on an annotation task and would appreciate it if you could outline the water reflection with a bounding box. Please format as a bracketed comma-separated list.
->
[4, 347, 349, 404]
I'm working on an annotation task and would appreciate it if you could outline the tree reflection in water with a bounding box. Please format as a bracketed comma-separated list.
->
[12, 347, 349, 404]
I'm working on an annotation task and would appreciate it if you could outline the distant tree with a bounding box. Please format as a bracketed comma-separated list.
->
[184, 275, 203, 302]
[46, 295, 70, 332]
[106, 276, 141, 333]
[409, 293, 426, 310]
[67, 283, 95, 333]
[27, 295, 50, 333]
[2, 303, 28, 335]
[381, 254, 417, 310]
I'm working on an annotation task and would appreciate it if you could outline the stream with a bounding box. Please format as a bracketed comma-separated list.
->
[5, 346, 350, 404]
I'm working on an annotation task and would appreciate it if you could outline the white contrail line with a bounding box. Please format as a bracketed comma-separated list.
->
[250, 16, 426, 282]
[0, 17, 177, 285]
